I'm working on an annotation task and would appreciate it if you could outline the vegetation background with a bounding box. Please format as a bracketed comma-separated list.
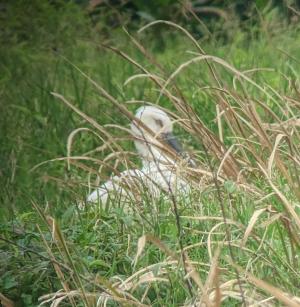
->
[1, 0, 300, 306]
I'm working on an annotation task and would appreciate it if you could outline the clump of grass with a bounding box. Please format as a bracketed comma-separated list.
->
[1, 5, 300, 306]
[30, 17, 300, 307]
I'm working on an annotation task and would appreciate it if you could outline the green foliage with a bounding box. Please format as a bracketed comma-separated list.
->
[1, 1, 300, 306]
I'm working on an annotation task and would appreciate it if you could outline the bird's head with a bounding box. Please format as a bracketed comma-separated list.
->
[131, 106, 183, 162]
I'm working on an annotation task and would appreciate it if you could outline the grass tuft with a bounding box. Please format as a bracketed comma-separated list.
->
[1, 5, 300, 306]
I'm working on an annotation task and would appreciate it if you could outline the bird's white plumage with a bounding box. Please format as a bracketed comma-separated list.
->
[87, 106, 189, 204]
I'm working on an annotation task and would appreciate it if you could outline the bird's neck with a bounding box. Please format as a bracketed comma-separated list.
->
[135, 141, 175, 167]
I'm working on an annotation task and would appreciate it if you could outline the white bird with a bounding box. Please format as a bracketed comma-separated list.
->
[87, 106, 190, 205]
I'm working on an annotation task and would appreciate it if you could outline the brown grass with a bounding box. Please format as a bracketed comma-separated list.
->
[34, 21, 300, 306]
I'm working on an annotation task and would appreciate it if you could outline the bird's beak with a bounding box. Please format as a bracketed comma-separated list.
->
[161, 132, 183, 155]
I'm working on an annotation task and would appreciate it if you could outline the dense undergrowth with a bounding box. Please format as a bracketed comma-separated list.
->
[1, 1, 300, 306]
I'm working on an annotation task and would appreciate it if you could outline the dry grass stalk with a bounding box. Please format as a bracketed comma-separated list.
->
[34, 20, 300, 306]
[0, 293, 14, 307]
[234, 264, 300, 307]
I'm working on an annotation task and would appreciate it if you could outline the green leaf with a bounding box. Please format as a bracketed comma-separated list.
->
[255, 0, 268, 9]
[89, 259, 111, 269]
[3, 276, 18, 289]
[224, 180, 237, 194]
[21, 293, 33, 306]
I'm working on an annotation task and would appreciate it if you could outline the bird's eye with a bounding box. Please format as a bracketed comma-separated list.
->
[155, 119, 163, 127]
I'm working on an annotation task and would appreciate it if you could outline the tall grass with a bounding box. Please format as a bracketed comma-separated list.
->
[1, 4, 300, 307]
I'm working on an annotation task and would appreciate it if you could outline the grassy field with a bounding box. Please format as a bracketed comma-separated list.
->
[1, 2, 300, 306]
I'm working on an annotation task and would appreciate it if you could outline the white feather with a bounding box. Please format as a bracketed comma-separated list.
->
[87, 106, 190, 205]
